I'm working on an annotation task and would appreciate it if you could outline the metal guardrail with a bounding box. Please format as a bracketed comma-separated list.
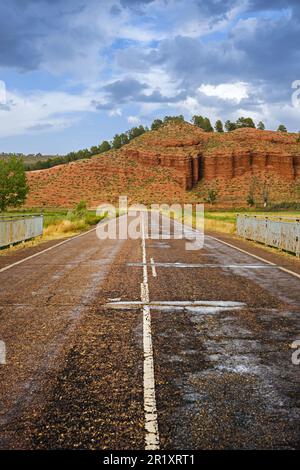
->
[0, 214, 43, 248]
[237, 215, 300, 257]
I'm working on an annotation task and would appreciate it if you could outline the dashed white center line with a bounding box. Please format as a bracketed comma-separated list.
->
[140, 212, 160, 450]
[150, 258, 157, 277]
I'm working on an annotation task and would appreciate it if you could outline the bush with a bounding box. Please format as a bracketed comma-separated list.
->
[205, 188, 218, 204]
[85, 213, 106, 226]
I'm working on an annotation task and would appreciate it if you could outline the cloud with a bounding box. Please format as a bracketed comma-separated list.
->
[0, 80, 6, 105]
[27, 122, 58, 132]
[0, 88, 97, 138]
[108, 108, 122, 117]
[1, 0, 300, 145]
[127, 115, 140, 124]
[103, 78, 148, 102]
[199, 82, 249, 103]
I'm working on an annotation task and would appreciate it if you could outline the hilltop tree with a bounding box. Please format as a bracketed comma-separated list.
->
[0, 156, 29, 211]
[127, 125, 147, 140]
[111, 133, 129, 149]
[90, 145, 100, 154]
[214, 120, 224, 133]
[225, 120, 237, 132]
[191, 115, 214, 132]
[112, 134, 122, 149]
[257, 121, 265, 130]
[120, 133, 129, 146]
[236, 116, 256, 129]
[151, 119, 163, 130]
[163, 115, 185, 124]
[98, 140, 111, 153]
[277, 124, 287, 132]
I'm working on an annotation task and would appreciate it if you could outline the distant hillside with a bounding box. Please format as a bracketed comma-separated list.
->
[26, 121, 300, 208]
[0, 153, 61, 165]
[1, 124, 147, 171]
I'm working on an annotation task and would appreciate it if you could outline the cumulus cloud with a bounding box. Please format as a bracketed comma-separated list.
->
[199, 82, 249, 103]
[0, 80, 6, 105]
[0, 88, 99, 138]
[108, 108, 122, 117]
[1, 0, 300, 146]
[127, 115, 140, 124]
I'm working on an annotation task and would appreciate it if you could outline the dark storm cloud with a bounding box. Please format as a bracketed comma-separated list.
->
[115, 0, 300, 106]
[103, 78, 148, 102]
[101, 78, 186, 106]
[0, 0, 84, 70]
[0, 0, 299, 112]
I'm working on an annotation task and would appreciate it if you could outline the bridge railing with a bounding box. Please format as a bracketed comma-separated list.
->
[236, 214, 300, 257]
[0, 214, 43, 248]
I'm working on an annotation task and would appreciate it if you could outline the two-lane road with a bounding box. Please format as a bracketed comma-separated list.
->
[0, 213, 299, 449]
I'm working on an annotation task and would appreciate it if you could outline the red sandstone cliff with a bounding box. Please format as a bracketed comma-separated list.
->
[123, 124, 300, 189]
[26, 122, 300, 207]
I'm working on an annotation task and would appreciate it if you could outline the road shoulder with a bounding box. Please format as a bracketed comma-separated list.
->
[206, 231, 300, 276]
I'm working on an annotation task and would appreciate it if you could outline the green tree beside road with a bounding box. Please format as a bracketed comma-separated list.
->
[0, 156, 29, 211]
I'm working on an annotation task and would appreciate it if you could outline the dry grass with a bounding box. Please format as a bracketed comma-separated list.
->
[0, 220, 84, 255]
[0, 236, 44, 256]
[204, 218, 236, 234]
[43, 219, 87, 238]
[163, 209, 236, 234]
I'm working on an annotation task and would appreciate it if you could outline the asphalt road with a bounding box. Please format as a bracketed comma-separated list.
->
[0, 212, 299, 450]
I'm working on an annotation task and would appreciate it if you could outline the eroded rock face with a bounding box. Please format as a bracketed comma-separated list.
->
[202, 151, 297, 182]
[121, 123, 300, 190]
[26, 122, 300, 207]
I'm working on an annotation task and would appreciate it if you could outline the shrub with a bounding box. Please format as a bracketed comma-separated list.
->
[205, 188, 218, 204]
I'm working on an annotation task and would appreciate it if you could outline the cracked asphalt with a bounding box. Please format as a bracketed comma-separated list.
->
[0, 213, 299, 449]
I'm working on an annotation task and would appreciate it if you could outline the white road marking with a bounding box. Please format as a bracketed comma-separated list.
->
[0, 227, 97, 274]
[150, 258, 157, 277]
[127, 262, 277, 269]
[108, 300, 245, 307]
[207, 235, 300, 280]
[140, 213, 160, 450]
[0, 215, 128, 275]
[106, 300, 245, 310]
[168, 215, 300, 281]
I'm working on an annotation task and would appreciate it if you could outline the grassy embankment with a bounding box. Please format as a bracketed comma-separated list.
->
[167, 208, 300, 234]
[203, 210, 300, 233]
[0, 202, 109, 253]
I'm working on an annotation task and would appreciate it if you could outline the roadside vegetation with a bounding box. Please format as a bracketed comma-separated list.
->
[42, 201, 106, 238]
[0, 156, 28, 211]
[167, 207, 300, 235]
[203, 208, 300, 234]
[0, 201, 108, 254]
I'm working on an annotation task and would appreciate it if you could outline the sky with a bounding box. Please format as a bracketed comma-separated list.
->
[0, 0, 299, 154]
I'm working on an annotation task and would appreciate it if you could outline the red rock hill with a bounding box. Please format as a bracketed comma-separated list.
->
[26, 121, 300, 208]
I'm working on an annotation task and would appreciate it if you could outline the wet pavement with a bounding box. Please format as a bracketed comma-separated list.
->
[0, 213, 299, 449]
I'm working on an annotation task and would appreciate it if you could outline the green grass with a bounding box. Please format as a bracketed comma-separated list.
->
[1, 207, 107, 228]
[203, 210, 300, 232]
[166, 207, 300, 234]
[0, 206, 117, 253]
[1, 207, 108, 244]
[205, 209, 300, 221]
